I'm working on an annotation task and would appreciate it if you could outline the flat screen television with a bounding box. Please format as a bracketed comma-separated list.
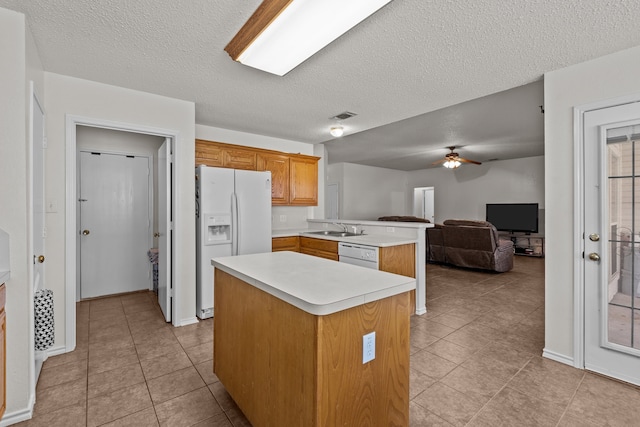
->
[486, 203, 538, 233]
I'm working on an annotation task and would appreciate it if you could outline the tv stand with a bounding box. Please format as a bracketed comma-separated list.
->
[501, 233, 544, 257]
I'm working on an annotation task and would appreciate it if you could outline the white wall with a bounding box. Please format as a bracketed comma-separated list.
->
[0, 7, 35, 421]
[407, 156, 545, 227]
[44, 73, 196, 342]
[195, 124, 323, 229]
[327, 163, 408, 220]
[544, 44, 640, 362]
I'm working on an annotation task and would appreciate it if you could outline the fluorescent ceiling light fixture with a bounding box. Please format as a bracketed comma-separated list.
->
[225, 0, 393, 76]
[330, 126, 344, 137]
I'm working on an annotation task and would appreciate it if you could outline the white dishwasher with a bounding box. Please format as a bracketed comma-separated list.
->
[338, 242, 379, 269]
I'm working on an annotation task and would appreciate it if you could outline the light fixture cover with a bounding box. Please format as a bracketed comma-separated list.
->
[443, 159, 461, 169]
[226, 0, 393, 76]
[330, 126, 344, 137]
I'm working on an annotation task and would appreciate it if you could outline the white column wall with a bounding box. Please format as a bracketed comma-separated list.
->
[544, 44, 640, 361]
[0, 7, 31, 420]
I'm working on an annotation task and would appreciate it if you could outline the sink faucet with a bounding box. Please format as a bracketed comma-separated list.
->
[333, 222, 348, 232]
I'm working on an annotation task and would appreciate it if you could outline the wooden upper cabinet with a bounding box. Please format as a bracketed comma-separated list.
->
[195, 139, 319, 206]
[224, 148, 257, 170]
[290, 156, 318, 206]
[195, 141, 223, 167]
[257, 153, 290, 205]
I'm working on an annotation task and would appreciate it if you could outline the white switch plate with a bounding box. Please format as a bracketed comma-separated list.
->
[279, 215, 286, 222]
[363, 331, 375, 364]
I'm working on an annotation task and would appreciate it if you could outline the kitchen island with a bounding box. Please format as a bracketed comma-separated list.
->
[211, 251, 414, 427]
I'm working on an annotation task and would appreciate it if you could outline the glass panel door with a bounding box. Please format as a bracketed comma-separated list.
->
[606, 126, 640, 352]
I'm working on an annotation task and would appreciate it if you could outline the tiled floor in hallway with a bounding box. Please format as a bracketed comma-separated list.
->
[18, 256, 640, 426]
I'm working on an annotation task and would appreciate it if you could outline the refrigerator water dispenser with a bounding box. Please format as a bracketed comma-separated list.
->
[203, 213, 231, 245]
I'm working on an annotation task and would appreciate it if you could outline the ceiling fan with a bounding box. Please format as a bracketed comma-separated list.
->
[432, 146, 482, 169]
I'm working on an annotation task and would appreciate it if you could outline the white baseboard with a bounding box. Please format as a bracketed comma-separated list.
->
[175, 316, 199, 327]
[542, 348, 576, 367]
[0, 393, 35, 427]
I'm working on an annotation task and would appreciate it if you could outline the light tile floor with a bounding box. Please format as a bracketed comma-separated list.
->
[18, 257, 640, 426]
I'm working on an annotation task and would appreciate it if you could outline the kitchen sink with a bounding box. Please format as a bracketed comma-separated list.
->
[305, 230, 360, 237]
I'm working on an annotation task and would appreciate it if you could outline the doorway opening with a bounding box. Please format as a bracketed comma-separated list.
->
[412, 186, 434, 223]
[65, 116, 178, 352]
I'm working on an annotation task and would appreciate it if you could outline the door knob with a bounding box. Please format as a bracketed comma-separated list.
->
[588, 252, 600, 261]
[37, 255, 45, 263]
[589, 233, 600, 242]
[82, 229, 90, 235]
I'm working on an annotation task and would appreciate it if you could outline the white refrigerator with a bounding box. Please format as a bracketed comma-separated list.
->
[196, 165, 272, 319]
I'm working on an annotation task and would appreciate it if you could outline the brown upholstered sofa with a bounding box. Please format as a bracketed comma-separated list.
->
[427, 219, 514, 272]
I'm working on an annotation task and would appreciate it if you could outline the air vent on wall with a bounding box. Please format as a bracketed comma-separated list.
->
[329, 111, 358, 120]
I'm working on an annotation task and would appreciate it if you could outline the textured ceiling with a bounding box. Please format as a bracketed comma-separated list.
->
[3, 0, 640, 170]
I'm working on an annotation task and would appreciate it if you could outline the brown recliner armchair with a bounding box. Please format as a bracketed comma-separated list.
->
[428, 219, 514, 272]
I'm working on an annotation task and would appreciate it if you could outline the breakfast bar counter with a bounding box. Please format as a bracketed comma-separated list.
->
[211, 251, 414, 426]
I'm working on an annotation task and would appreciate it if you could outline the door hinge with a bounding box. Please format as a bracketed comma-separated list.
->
[170, 287, 174, 298]
[42, 137, 48, 149]
[42, 226, 47, 238]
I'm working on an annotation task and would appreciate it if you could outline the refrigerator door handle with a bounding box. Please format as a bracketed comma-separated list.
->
[231, 192, 238, 255]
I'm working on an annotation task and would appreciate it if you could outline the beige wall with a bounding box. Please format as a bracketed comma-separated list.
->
[44, 73, 196, 348]
[544, 44, 640, 361]
[0, 7, 35, 420]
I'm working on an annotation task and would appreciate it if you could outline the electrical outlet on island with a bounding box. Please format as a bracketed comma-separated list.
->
[362, 331, 375, 364]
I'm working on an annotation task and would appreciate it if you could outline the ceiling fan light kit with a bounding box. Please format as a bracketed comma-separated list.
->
[224, 0, 393, 76]
[433, 146, 481, 169]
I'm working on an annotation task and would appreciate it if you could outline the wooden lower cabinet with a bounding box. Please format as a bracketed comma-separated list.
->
[0, 283, 5, 419]
[271, 236, 300, 252]
[214, 269, 410, 427]
[379, 244, 417, 313]
[299, 237, 338, 261]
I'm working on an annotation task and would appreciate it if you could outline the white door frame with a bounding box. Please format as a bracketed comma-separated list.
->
[572, 92, 640, 370]
[65, 115, 179, 351]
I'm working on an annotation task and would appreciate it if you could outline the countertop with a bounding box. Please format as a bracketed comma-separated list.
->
[272, 229, 417, 247]
[212, 251, 415, 316]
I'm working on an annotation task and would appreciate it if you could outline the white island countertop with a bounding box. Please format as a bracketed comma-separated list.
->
[212, 251, 415, 316]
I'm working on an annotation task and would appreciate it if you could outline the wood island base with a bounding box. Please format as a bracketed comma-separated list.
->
[213, 269, 411, 427]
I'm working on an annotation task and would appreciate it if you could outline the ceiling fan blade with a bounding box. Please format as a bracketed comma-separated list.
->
[431, 158, 447, 165]
[458, 158, 482, 165]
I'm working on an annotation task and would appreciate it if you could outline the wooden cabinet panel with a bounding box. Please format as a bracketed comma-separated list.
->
[223, 149, 257, 170]
[0, 284, 5, 420]
[272, 236, 300, 252]
[258, 153, 290, 205]
[379, 244, 417, 314]
[214, 269, 410, 427]
[290, 156, 318, 206]
[195, 141, 223, 167]
[299, 237, 338, 261]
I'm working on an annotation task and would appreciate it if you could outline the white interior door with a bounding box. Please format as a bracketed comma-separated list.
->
[79, 151, 151, 299]
[584, 102, 640, 385]
[157, 140, 171, 322]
